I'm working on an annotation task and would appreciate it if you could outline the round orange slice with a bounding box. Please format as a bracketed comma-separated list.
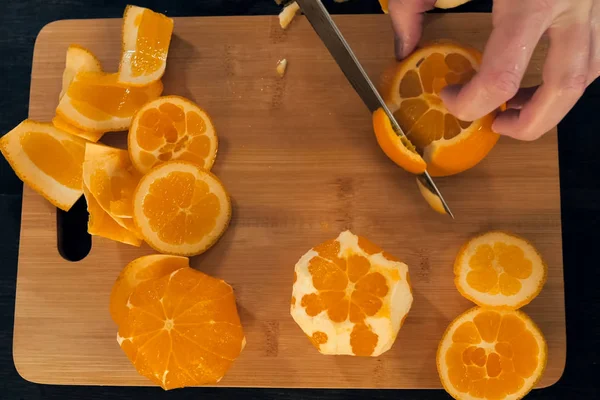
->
[60, 44, 103, 100]
[56, 71, 163, 132]
[117, 267, 246, 389]
[128, 96, 218, 174]
[133, 161, 231, 256]
[454, 231, 547, 309]
[376, 42, 499, 177]
[118, 5, 174, 86]
[109, 254, 189, 325]
[437, 307, 547, 400]
[0, 120, 86, 211]
[291, 230, 413, 357]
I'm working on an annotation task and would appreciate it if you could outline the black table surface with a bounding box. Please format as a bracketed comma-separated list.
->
[1, 0, 598, 399]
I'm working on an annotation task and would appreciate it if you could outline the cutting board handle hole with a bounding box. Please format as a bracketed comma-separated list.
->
[57, 197, 91, 262]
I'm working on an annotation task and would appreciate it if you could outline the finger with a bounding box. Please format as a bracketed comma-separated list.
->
[440, 1, 552, 121]
[588, 0, 600, 85]
[388, 0, 436, 59]
[493, 13, 591, 141]
[506, 86, 538, 110]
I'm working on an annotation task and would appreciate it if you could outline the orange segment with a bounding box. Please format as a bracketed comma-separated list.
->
[437, 307, 547, 400]
[454, 231, 547, 309]
[83, 182, 141, 247]
[57, 71, 163, 132]
[128, 96, 218, 174]
[377, 42, 499, 177]
[118, 5, 174, 86]
[109, 254, 188, 325]
[133, 161, 231, 256]
[117, 267, 245, 389]
[0, 120, 86, 211]
[291, 231, 413, 356]
[83, 143, 142, 219]
[52, 115, 104, 143]
[60, 44, 103, 100]
[372, 108, 427, 175]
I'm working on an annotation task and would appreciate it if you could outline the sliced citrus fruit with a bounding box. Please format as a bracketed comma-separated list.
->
[57, 71, 163, 132]
[52, 115, 104, 143]
[83, 182, 142, 247]
[279, 1, 300, 29]
[133, 161, 231, 256]
[379, 0, 388, 13]
[0, 120, 85, 211]
[128, 96, 218, 174]
[377, 42, 499, 177]
[83, 143, 141, 219]
[435, 0, 472, 9]
[454, 231, 547, 309]
[416, 177, 447, 215]
[117, 267, 246, 389]
[373, 107, 427, 174]
[291, 230, 413, 356]
[60, 44, 103, 100]
[118, 5, 174, 86]
[110, 254, 189, 325]
[437, 307, 547, 400]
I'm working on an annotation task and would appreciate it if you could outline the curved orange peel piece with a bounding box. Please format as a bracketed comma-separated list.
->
[416, 177, 447, 215]
[372, 108, 427, 175]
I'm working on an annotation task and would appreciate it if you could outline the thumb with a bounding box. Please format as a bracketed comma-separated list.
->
[388, 0, 436, 59]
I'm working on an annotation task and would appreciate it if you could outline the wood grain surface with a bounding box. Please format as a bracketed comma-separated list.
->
[13, 14, 565, 389]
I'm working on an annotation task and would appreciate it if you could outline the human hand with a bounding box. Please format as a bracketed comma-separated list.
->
[389, 0, 600, 140]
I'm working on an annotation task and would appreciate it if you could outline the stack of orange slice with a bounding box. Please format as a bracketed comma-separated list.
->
[437, 231, 549, 399]
[111, 254, 246, 389]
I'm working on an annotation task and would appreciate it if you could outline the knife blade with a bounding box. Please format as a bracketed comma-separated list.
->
[296, 0, 454, 218]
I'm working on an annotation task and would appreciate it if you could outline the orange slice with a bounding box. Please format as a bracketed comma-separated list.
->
[416, 177, 447, 215]
[117, 267, 246, 389]
[291, 230, 413, 356]
[109, 254, 189, 325]
[0, 120, 85, 211]
[373, 107, 427, 174]
[377, 42, 499, 177]
[57, 71, 163, 132]
[437, 307, 547, 400]
[128, 96, 218, 174]
[133, 161, 231, 256]
[83, 182, 142, 247]
[52, 115, 104, 143]
[454, 231, 547, 309]
[118, 5, 174, 86]
[60, 44, 103, 100]
[83, 143, 141, 219]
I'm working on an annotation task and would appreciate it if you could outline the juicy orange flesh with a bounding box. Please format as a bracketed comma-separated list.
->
[68, 73, 158, 120]
[299, 237, 400, 356]
[136, 104, 211, 169]
[110, 256, 188, 325]
[89, 154, 141, 216]
[118, 268, 244, 389]
[142, 171, 220, 245]
[466, 243, 533, 296]
[21, 131, 83, 189]
[394, 52, 475, 149]
[446, 311, 540, 399]
[131, 9, 172, 77]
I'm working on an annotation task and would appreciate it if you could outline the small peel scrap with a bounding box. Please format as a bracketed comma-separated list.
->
[416, 177, 447, 215]
[276, 58, 288, 77]
[279, 1, 300, 29]
[372, 107, 426, 175]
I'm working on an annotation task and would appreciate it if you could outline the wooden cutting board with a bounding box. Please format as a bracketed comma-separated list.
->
[13, 14, 565, 389]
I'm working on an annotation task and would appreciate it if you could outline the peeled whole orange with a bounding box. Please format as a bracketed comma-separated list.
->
[291, 231, 413, 357]
[374, 42, 499, 177]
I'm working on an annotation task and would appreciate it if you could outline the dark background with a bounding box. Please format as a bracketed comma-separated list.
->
[0, 0, 598, 399]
